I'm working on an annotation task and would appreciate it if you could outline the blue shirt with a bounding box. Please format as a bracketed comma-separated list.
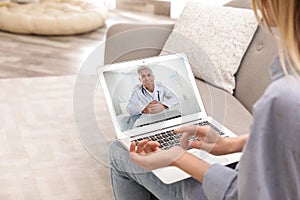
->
[202, 57, 300, 199]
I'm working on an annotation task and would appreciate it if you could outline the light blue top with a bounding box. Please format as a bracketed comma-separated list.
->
[126, 82, 179, 115]
[202, 57, 300, 199]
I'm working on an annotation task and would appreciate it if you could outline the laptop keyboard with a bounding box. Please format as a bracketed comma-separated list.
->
[132, 121, 225, 150]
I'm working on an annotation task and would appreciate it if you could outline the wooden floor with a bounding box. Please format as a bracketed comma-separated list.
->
[0, 9, 173, 79]
[0, 9, 172, 200]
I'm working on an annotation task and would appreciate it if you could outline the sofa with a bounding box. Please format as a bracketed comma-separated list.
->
[103, 0, 278, 138]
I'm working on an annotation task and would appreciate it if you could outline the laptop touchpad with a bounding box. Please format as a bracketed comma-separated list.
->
[189, 149, 228, 164]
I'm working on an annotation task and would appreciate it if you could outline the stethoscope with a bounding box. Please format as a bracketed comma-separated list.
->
[141, 87, 160, 101]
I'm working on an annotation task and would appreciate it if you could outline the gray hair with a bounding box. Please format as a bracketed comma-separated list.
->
[137, 65, 153, 76]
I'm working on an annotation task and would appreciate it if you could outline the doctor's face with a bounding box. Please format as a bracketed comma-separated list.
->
[139, 69, 155, 90]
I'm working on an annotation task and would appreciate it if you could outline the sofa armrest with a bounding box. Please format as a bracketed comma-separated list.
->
[104, 23, 174, 64]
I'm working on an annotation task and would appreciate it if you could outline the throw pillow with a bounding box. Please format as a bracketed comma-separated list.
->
[161, 0, 258, 94]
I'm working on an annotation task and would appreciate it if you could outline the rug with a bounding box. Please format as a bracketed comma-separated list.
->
[0, 75, 113, 199]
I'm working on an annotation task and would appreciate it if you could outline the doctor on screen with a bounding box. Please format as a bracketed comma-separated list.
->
[126, 66, 179, 115]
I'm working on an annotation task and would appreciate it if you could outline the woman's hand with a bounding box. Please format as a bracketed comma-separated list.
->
[130, 140, 185, 170]
[174, 125, 231, 155]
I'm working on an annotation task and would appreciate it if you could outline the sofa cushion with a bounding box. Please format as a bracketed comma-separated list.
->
[195, 79, 252, 135]
[161, 0, 258, 94]
[224, 0, 253, 9]
[234, 28, 278, 113]
[224, 0, 278, 113]
[104, 23, 174, 64]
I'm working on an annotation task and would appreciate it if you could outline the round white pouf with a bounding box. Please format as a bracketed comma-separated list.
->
[0, 0, 108, 35]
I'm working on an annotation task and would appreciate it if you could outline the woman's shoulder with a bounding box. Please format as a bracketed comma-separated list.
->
[253, 75, 300, 118]
[253, 75, 300, 151]
[266, 75, 300, 108]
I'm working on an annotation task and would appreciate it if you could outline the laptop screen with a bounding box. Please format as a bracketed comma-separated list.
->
[101, 53, 204, 133]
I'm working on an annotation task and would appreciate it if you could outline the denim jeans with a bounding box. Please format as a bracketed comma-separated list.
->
[109, 140, 207, 200]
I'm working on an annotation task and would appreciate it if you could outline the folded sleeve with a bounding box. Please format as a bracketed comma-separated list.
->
[202, 164, 238, 200]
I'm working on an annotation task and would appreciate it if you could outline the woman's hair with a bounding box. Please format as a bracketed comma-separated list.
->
[252, 0, 300, 76]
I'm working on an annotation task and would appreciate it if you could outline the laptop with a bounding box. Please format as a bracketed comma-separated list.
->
[98, 53, 241, 184]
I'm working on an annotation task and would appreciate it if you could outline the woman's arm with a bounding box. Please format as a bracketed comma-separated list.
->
[171, 152, 210, 183]
[171, 134, 248, 183]
[130, 127, 248, 183]
[175, 126, 249, 155]
[226, 134, 248, 154]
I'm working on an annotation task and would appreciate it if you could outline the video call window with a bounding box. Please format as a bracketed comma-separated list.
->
[103, 57, 201, 131]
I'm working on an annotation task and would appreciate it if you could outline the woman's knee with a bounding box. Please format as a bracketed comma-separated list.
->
[109, 140, 129, 166]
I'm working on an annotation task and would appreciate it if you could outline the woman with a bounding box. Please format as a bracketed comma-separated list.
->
[109, 0, 300, 199]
